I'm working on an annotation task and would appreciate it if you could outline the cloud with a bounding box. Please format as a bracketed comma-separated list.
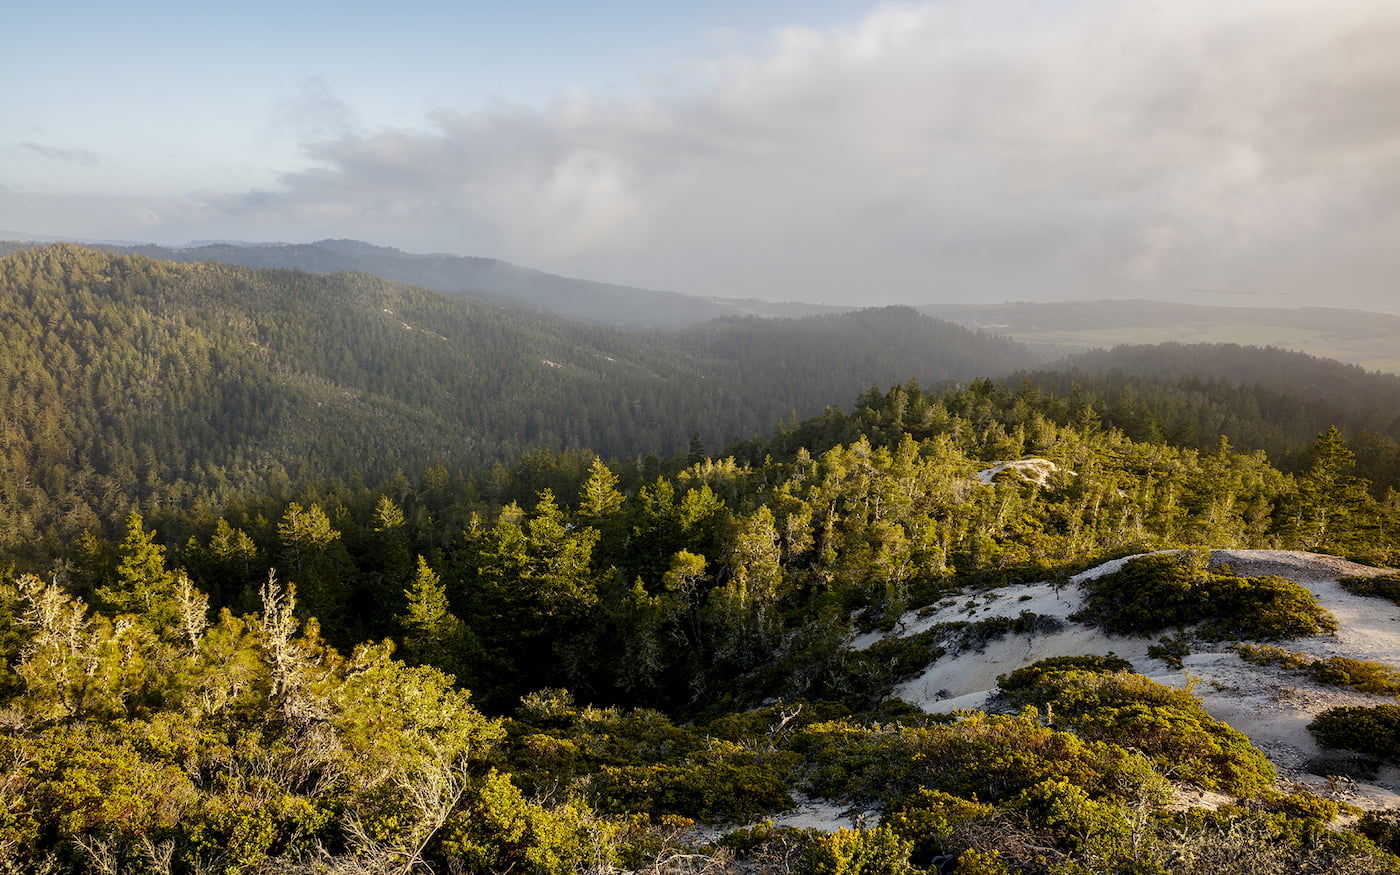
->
[196, 1, 1400, 308]
[19, 142, 100, 166]
[272, 78, 361, 144]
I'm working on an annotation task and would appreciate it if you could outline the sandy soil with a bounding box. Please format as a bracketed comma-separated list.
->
[862, 550, 1400, 809]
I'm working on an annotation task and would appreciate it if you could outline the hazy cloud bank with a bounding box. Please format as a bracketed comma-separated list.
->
[12, 0, 1400, 309]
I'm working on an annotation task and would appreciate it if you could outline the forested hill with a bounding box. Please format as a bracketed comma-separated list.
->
[1015, 342, 1400, 492]
[0, 245, 1034, 551]
[2, 238, 844, 329]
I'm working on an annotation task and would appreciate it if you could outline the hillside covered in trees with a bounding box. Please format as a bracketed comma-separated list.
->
[0, 245, 1034, 555]
[2, 245, 1400, 873]
[1012, 343, 1400, 494]
[0, 239, 845, 330]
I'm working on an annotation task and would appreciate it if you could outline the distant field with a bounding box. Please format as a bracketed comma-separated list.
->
[924, 301, 1400, 374]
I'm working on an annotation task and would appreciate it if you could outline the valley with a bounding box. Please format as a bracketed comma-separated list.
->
[0, 244, 1397, 873]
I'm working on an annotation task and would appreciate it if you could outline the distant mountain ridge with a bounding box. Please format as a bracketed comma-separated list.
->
[18, 237, 847, 330]
[924, 299, 1400, 374]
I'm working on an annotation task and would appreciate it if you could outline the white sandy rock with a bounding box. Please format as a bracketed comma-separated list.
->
[864, 549, 1400, 808]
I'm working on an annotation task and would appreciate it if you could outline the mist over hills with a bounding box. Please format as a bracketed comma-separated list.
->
[0, 237, 845, 330]
[0, 244, 1032, 548]
[11, 237, 1397, 376]
[926, 299, 1400, 374]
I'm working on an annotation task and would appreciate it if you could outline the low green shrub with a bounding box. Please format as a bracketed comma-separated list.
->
[1235, 644, 1400, 695]
[593, 758, 794, 822]
[442, 770, 617, 875]
[791, 712, 1160, 807]
[997, 654, 1133, 692]
[999, 668, 1275, 796]
[797, 826, 913, 875]
[1156, 806, 1400, 875]
[1354, 808, 1400, 856]
[1308, 704, 1400, 759]
[1147, 633, 1192, 669]
[1076, 552, 1336, 640]
[1010, 777, 1131, 857]
[1339, 573, 1400, 606]
[882, 788, 998, 863]
[1270, 790, 1343, 823]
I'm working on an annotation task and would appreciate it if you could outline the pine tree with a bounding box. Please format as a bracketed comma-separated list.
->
[96, 512, 179, 632]
[397, 556, 468, 680]
[1291, 427, 1378, 551]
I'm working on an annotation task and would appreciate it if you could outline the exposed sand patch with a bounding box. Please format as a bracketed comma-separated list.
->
[973, 458, 1067, 488]
[863, 550, 1400, 808]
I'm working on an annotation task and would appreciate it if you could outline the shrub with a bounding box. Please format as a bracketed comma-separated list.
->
[1010, 777, 1131, 858]
[1235, 645, 1400, 695]
[1309, 657, 1400, 695]
[1234, 643, 1312, 671]
[883, 788, 998, 863]
[1000, 669, 1275, 796]
[997, 655, 1133, 692]
[1355, 809, 1400, 856]
[593, 759, 794, 823]
[1271, 790, 1343, 823]
[1076, 552, 1335, 640]
[442, 770, 617, 875]
[1308, 705, 1400, 759]
[797, 826, 913, 875]
[952, 848, 1014, 875]
[1147, 633, 1192, 669]
[1156, 806, 1400, 875]
[791, 713, 1159, 807]
[1339, 573, 1400, 605]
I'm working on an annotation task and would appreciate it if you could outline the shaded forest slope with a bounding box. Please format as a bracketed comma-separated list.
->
[1017, 342, 1400, 492]
[0, 245, 1033, 548]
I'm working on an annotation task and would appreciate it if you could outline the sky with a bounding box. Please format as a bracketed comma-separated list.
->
[4, 0, 1399, 311]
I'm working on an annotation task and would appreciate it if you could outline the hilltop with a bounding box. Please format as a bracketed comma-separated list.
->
[1, 237, 846, 330]
[857, 550, 1400, 810]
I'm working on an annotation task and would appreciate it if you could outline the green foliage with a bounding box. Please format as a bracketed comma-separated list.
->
[1147, 633, 1192, 670]
[1015, 341, 1400, 498]
[1236, 643, 1400, 695]
[952, 848, 1015, 875]
[1157, 805, 1400, 875]
[0, 246, 1041, 557]
[1308, 705, 1400, 759]
[883, 788, 997, 863]
[797, 825, 913, 875]
[1010, 777, 1131, 858]
[95, 512, 180, 631]
[1340, 572, 1400, 605]
[441, 770, 616, 875]
[999, 669, 1276, 796]
[791, 712, 1164, 807]
[1076, 552, 1336, 640]
[595, 758, 795, 823]
[1270, 789, 1344, 823]
[1356, 809, 1400, 856]
[395, 555, 470, 678]
[997, 654, 1134, 692]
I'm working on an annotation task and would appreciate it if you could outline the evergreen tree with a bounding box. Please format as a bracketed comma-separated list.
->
[397, 555, 469, 681]
[96, 512, 179, 632]
[1289, 427, 1378, 550]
